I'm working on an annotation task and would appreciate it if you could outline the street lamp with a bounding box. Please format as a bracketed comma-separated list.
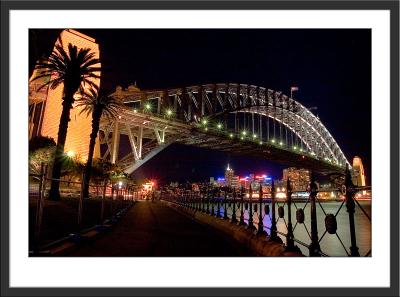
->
[166, 109, 173, 116]
[66, 150, 75, 158]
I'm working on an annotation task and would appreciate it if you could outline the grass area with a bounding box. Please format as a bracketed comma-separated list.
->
[29, 194, 132, 251]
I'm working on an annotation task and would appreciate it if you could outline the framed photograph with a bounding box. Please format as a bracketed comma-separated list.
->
[1, 0, 399, 296]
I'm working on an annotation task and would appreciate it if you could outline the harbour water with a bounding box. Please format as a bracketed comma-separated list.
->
[215, 200, 371, 257]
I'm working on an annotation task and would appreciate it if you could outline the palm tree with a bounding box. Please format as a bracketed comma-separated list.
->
[76, 87, 122, 198]
[33, 39, 101, 200]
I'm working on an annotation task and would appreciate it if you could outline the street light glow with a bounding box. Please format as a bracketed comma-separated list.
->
[271, 139, 276, 143]
[166, 109, 173, 116]
[66, 151, 75, 158]
[229, 133, 234, 138]
[242, 130, 247, 136]
[145, 103, 151, 110]
[253, 134, 257, 138]
[202, 119, 208, 125]
[217, 123, 222, 129]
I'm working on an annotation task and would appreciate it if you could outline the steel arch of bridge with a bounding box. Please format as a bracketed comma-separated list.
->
[104, 83, 350, 173]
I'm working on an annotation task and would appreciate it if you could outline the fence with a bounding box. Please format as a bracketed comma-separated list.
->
[162, 168, 371, 257]
[29, 163, 138, 254]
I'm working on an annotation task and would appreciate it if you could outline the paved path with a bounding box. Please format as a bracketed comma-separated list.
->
[67, 201, 254, 257]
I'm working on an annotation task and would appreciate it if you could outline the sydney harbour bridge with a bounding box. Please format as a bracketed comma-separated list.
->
[98, 83, 350, 175]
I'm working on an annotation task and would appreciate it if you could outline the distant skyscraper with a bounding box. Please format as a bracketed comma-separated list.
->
[352, 156, 366, 187]
[225, 164, 234, 187]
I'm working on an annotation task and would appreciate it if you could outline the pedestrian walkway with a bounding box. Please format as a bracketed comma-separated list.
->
[67, 200, 254, 256]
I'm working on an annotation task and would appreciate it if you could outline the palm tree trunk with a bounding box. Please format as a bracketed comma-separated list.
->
[48, 92, 74, 201]
[82, 110, 101, 198]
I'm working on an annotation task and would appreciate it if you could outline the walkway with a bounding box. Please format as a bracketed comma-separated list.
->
[67, 201, 254, 257]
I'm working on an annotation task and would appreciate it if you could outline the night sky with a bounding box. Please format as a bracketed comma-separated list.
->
[31, 29, 371, 184]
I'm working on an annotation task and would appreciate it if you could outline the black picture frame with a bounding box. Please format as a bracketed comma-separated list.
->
[1, 1, 399, 296]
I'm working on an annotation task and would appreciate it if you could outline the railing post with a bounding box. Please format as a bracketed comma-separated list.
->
[216, 190, 221, 218]
[77, 172, 85, 232]
[100, 178, 107, 224]
[223, 189, 228, 220]
[285, 178, 300, 252]
[269, 180, 282, 243]
[345, 165, 360, 257]
[238, 186, 246, 226]
[231, 188, 238, 223]
[257, 183, 267, 236]
[210, 191, 215, 216]
[206, 187, 210, 214]
[309, 172, 321, 256]
[34, 163, 46, 253]
[247, 184, 256, 230]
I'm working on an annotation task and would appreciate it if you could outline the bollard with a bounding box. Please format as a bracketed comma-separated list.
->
[247, 184, 256, 231]
[309, 172, 321, 256]
[231, 189, 238, 223]
[269, 180, 282, 243]
[345, 166, 360, 256]
[223, 190, 228, 220]
[238, 186, 246, 226]
[285, 178, 300, 252]
[257, 184, 267, 236]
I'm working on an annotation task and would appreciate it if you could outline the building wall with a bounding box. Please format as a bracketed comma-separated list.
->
[37, 29, 101, 161]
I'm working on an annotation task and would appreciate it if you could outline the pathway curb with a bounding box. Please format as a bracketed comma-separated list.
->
[162, 200, 304, 257]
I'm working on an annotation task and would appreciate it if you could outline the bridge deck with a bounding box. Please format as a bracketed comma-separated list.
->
[66, 201, 254, 257]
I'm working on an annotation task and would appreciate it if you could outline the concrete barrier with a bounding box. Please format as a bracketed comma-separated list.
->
[162, 200, 304, 257]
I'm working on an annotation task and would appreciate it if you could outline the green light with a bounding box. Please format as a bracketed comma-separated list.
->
[217, 123, 222, 129]
[145, 103, 151, 110]
[279, 141, 283, 146]
[229, 133, 234, 138]
[300, 148, 303, 152]
[242, 130, 247, 136]
[202, 119, 208, 125]
[253, 134, 257, 138]
[271, 139, 276, 143]
[293, 146, 297, 150]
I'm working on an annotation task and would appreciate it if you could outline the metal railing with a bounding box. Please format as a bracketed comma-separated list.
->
[161, 168, 371, 257]
[29, 163, 138, 254]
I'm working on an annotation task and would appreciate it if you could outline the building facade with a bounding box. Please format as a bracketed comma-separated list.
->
[282, 167, 311, 191]
[29, 29, 101, 162]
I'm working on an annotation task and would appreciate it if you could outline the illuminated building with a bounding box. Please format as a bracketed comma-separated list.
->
[352, 156, 366, 187]
[282, 167, 310, 191]
[29, 29, 101, 161]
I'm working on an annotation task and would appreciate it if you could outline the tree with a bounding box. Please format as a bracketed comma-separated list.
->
[76, 87, 122, 198]
[32, 39, 101, 200]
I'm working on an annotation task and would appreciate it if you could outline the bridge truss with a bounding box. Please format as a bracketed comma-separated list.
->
[99, 83, 350, 175]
